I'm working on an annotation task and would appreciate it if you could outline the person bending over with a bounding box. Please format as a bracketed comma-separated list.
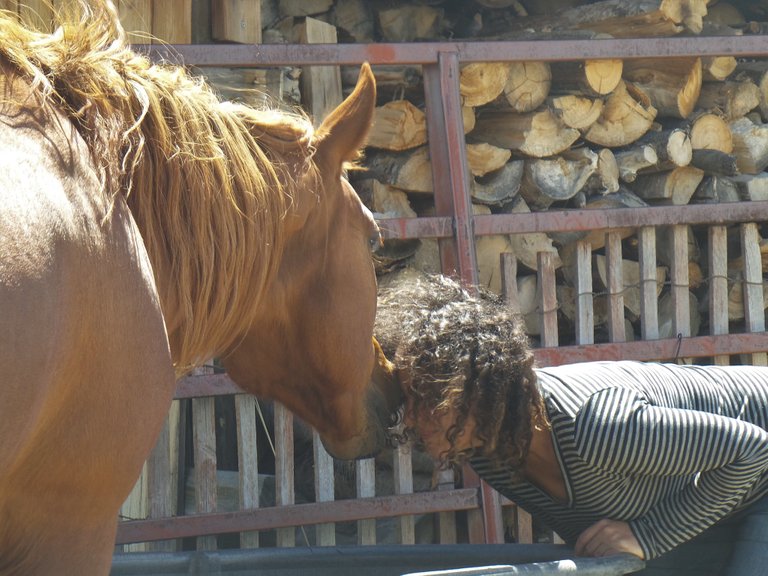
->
[376, 272, 768, 576]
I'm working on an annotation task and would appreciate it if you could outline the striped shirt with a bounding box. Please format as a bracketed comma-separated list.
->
[469, 361, 768, 559]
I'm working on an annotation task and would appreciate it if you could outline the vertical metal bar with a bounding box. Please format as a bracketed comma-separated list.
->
[423, 51, 478, 285]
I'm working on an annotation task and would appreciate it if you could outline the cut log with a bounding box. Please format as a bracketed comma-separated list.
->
[691, 174, 740, 203]
[559, 0, 709, 36]
[734, 61, 768, 120]
[701, 56, 737, 82]
[371, 180, 417, 219]
[689, 149, 739, 176]
[341, 65, 422, 103]
[549, 94, 604, 130]
[519, 154, 599, 210]
[471, 161, 524, 205]
[466, 143, 512, 177]
[472, 108, 580, 157]
[368, 100, 427, 151]
[504, 197, 562, 272]
[697, 79, 761, 120]
[729, 117, 768, 174]
[688, 112, 733, 153]
[637, 128, 692, 169]
[332, 0, 374, 42]
[460, 62, 510, 107]
[516, 275, 541, 336]
[279, 0, 333, 17]
[615, 145, 658, 182]
[733, 173, 768, 202]
[590, 147, 620, 194]
[628, 166, 705, 205]
[595, 255, 666, 319]
[582, 81, 657, 147]
[550, 59, 623, 96]
[377, 4, 445, 41]
[502, 62, 552, 113]
[365, 147, 433, 194]
[622, 58, 702, 119]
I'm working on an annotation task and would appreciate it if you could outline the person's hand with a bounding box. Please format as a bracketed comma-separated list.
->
[574, 519, 645, 559]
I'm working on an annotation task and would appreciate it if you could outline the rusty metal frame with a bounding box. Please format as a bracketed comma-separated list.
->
[125, 34, 768, 548]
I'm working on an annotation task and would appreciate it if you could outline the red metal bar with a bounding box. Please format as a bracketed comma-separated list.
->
[533, 333, 768, 367]
[378, 201, 768, 240]
[116, 488, 479, 544]
[423, 52, 479, 284]
[136, 35, 768, 67]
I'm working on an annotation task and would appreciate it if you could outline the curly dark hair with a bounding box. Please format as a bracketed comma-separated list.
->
[376, 272, 548, 476]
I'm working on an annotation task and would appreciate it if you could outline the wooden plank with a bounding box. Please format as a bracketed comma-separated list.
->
[313, 431, 336, 546]
[18, 0, 53, 31]
[575, 240, 594, 345]
[708, 226, 730, 366]
[145, 402, 180, 552]
[435, 469, 457, 544]
[235, 394, 259, 548]
[356, 458, 376, 544]
[299, 17, 343, 127]
[538, 251, 558, 347]
[152, 0, 191, 44]
[0, 1, 18, 14]
[192, 396, 218, 550]
[118, 0, 152, 43]
[741, 223, 768, 366]
[638, 227, 659, 340]
[119, 462, 148, 552]
[671, 225, 691, 339]
[212, 0, 260, 44]
[393, 445, 415, 544]
[605, 231, 625, 343]
[274, 402, 295, 547]
[500, 253, 519, 310]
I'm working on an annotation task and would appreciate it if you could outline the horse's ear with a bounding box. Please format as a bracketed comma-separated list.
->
[314, 62, 376, 165]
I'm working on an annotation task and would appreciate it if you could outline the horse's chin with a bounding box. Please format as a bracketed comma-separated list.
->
[322, 349, 402, 460]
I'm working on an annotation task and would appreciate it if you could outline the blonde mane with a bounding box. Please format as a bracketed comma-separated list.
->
[0, 2, 319, 372]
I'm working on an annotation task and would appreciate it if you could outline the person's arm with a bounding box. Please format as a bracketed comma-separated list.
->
[574, 386, 768, 559]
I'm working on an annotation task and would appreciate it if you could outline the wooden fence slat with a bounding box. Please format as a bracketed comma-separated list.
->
[119, 462, 148, 552]
[145, 402, 180, 552]
[299, 17, 343, 127]
[18, 0, 52, 31]
[605, 231, 625, 343]
[575, 240, 594, 345]
[741, 223, 767, 366]
[274, 402, 295, 547]
[537, 251, 558, 347]
[152, 0, 191, 44]
[212, 0, 260, 44]
[118, 0, 152, 43]
[192, 396, 218, 551]
[394, 446, 415, 544]
[671, 224, 692, 339]
[235, 394, 260, 548]
[356, 458, 377, 544]
[708, 226, 730, 366]
[436, 469, 457, 544]
[313, 431, 336, 546]
[638, 227, 659, 340]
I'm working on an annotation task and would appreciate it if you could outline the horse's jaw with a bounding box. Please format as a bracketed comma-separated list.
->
[319, 340, 402, 460]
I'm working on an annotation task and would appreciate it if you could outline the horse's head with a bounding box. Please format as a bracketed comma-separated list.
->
[223, 64, 402, 459]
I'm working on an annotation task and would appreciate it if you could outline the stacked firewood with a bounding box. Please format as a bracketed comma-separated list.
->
[313, 0, 768, 345]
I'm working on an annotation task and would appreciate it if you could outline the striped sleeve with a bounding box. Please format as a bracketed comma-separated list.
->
[573, 386, 768, 559]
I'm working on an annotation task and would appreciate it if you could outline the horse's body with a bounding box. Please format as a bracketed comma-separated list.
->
[0, 3, 399, 574]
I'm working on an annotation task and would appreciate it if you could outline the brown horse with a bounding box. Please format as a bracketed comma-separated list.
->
[0, 2, 399, 574]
